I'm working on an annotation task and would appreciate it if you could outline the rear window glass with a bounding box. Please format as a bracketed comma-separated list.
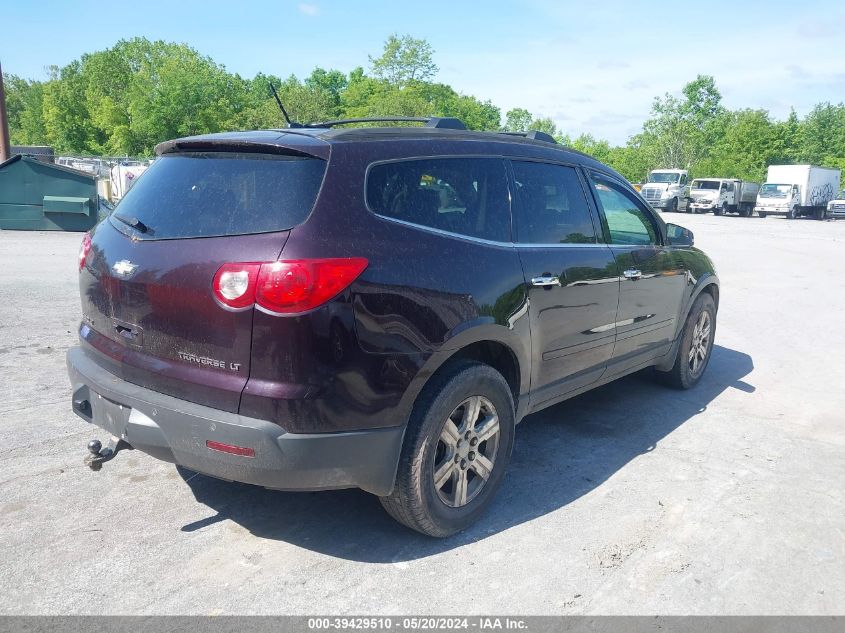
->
[110, 152, 326, 239]
[366, 158, 511, 242]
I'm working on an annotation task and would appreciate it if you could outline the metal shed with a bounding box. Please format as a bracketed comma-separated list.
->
[0, 154, 98, 231]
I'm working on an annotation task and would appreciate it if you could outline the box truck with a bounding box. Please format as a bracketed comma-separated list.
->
[639, 169, 691, 212]
[755, 165, 841, 220]
[689, 178, 760, 217]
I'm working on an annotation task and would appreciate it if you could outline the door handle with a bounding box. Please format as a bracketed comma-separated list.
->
[531, 275, 561, 287]
[623, 268, 642, 281]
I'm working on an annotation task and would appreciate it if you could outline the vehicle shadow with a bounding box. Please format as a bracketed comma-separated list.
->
[178, 344, 754, 561]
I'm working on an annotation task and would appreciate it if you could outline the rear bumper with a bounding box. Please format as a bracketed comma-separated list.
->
[66, 346, 404, 496]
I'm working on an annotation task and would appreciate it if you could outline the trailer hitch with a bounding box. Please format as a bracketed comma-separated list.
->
[85, 438, 132, 471]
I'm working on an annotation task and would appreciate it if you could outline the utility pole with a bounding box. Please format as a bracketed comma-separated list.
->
[0, 61, 11, 162]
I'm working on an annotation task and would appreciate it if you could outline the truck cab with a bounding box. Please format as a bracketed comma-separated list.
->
[828, 190, 845, 220]
[690, 179, 733, 214]
[756, 183, 800, 219]
[639, 169, 690, 212]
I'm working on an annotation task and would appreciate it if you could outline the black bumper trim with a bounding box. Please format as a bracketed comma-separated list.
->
[66, 346, 404, 495]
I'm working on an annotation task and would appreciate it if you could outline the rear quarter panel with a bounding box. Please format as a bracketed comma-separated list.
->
[241, 140, 532, 432]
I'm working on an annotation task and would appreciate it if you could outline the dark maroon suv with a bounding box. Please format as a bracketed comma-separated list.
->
[67, 117, 719, 536]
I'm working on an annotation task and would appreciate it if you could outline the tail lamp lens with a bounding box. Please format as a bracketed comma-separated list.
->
[78, 232, 92, 271]
[212, 258, 367, 314]
[212, 263, 261, 309]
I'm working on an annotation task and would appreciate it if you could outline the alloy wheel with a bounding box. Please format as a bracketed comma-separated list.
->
[688, 311, 712, 376]
[432, 395, 501, 508]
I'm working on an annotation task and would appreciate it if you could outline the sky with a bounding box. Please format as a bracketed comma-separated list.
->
[3, 0, 845, 145]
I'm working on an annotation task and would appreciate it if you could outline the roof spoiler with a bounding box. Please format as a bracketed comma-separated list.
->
[154, 138, 329, 159]
[305, 116, 467, 130]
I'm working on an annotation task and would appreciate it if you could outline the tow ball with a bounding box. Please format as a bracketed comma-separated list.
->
[85, 438, 132, 471]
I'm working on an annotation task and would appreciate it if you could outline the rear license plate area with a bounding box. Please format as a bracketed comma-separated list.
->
[90, 393, 132, 437]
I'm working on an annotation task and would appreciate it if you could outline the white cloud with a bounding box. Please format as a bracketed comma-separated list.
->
[437, 8, 845, 145]
[297, 3, 319, 16]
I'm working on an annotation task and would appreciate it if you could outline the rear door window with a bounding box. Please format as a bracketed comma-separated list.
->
[110, 152, 326, 239]
[510, 161, 597, 244]
[366, 157, 511, 242]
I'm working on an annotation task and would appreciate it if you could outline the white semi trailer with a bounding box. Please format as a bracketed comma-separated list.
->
[755, 165, 841, 220]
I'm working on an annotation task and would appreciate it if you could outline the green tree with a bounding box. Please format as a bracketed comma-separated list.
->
[504, 107, 532, 132]
[529, 117, 561, 140]
[606, 145, 652, 183]
[439, 93, 500, 131]
[369, 34, 438, 86]
[696, 109, 783, 182]
[7, 36, 845, 188]
[775, 108, 802, 163]
[800, 103, 845, 165]
[305, 67, 348, 118]
[41, 62, 98, 153]
[566, 133, 612, 163]
[637, 75, 725, 170]
[2, 73, 46, 145]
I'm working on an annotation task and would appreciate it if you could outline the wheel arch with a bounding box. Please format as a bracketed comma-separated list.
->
[656, 275, 719, 372]
[436, 340, 522, 407]
[685, 274, 719, 320]
[700, 280, 719, 310]
[672, 273, 719, 340]
[397, 327, 530, 433]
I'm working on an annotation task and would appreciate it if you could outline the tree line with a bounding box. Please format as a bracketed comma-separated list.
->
[4, 35, 844, 186]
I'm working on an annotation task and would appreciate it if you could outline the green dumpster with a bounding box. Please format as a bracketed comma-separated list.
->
[0, 155, 98, 231]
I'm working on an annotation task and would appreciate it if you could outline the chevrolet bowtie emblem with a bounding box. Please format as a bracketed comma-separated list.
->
[112, 260, 138, 277]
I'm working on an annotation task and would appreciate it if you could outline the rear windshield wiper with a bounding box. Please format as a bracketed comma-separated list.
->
[113, 214, 150, 234]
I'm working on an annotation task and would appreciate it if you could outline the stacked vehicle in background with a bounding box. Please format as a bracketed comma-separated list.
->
[109, 161, 150, 200]
[755, 165, 841, 220]
[689, 178, 759, 216]
[639, 169, 691, 212]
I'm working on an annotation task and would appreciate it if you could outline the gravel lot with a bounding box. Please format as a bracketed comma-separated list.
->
[1, 213, 843, 615]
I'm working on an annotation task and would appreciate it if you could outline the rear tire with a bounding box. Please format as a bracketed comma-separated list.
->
[759, 212, 767, 218]
[380, 361, 515, 537]
[655, 293, 716, 390]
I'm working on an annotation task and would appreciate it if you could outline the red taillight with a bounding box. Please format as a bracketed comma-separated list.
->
[78, 233, 92, 271]
[256, 258, 369, 314]
[212, 263, 261, 309]
[206, 440, 255, 458]
[212, 258, 368, 314]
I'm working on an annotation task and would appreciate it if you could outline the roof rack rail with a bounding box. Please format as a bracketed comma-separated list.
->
[499, 130, 559, 144]
[304, 116, 467, 130]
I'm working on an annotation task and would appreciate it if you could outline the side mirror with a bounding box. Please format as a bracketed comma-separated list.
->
[666, 223, 694, 247]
